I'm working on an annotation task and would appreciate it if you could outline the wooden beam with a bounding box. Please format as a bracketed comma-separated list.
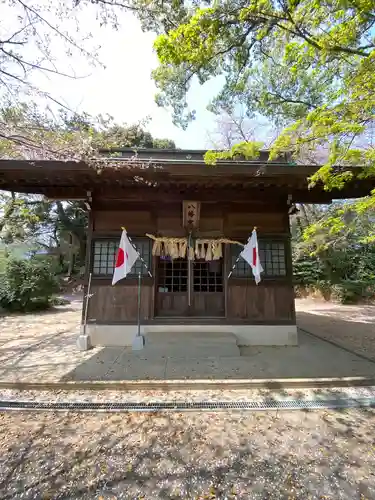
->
[0, 165, 373, 202]
[0, 158, 367, 180]
[51, 186, 331, 205]
[0, 182, 367, 204]
[47, 196, 88, 201]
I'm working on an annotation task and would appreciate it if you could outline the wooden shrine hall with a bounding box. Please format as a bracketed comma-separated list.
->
[0, 148, 374, 349]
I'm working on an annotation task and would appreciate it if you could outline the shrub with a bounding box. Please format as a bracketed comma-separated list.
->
[293, 255, 325, 285]
[314, 280, 333, 301]
[50, 296, 70, 306]
[331, 280, 375, 304]
[0, 258, 59, 312]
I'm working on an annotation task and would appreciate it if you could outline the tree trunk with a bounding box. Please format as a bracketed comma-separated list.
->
[67, 232, 74, 277]
[0, 192, 16, 233]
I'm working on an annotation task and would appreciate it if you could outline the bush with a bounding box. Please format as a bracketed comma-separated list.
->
[293, 255, 325, 285]
[50, 296, 70, 306]
[0, 258, 59, 312]
[331, 280, 375, 304]
[0, 249, 7, 273]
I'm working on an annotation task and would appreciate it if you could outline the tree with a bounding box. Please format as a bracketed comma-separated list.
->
[292, 201, 375, 302]
[0, 103, 176, 273]
[206, 108, 278, 149]
[0, 103, 175, 159]
[2, 1, 93, 104]
[0, 1, 135, 105]
[1, 0, 195, 106]
[140, 0, 374, 196]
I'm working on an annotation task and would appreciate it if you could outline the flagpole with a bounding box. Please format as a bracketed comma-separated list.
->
[83, 272, 92, 335]
[117, 227, 150, 348]
[121, 227, 152, 277]
[188, 231, 192, 307]
[137, 271, 141, 338]
[227, 255, 242, 279]
[112, 228, 149, 350]
[227, 227, 257, 279]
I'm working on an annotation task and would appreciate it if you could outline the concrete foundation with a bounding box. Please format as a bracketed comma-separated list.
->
[80, 324, 298, 349]
[76, 334, 91, 351]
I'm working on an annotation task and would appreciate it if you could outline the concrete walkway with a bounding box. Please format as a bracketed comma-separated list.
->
[0, 300, 374, 382]
[64, 330, 375, 381]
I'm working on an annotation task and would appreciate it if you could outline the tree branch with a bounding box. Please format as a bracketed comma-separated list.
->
[0, 22, 33, 46]
[267, 91, 319, 110]
[0, 47, 86, 79]
[91, 0, 139, 12]
[244, 6, 372, 57]
[15, 0, 101, 65]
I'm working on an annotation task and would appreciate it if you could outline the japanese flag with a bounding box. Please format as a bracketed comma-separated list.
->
[112, 230, 139, 285]
[240, 229, 263, 285]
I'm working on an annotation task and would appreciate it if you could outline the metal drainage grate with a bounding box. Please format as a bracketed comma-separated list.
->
[0, 398, 374, 412]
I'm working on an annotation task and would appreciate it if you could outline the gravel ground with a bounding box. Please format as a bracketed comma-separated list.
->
[1, 299, 375, 383]
[0, 301, 82, 344]
[296, 299, 375, 362]
[0, 409, 375, 499]
[1, 386, 375, 404]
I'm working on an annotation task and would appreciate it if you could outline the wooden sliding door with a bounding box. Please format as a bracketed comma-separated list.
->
[191, 259, 224, 317]
[155, 256, 224, 317]
[155, 257, 189, 316]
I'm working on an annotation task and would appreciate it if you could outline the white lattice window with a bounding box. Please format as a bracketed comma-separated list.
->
[92, 238, 151, 276]
[230, 240, 287, 278]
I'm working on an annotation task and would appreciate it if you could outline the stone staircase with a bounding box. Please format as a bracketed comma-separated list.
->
[143, 331, 240, 358]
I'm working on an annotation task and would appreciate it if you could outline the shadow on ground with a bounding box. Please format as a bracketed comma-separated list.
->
[1, 408, 375, 499]
[0, 306, 79, 319]
[0, 330, 87, 383]
[63, 329, 375, 382]
[297, 309, 375, 363]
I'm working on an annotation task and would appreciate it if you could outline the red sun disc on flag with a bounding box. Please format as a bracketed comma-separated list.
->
[252, 247, 257, 267]
[115, 248, 125, 268]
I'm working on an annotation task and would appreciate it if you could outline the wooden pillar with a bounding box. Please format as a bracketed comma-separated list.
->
[284, 208, 296, 324]
[81, 208, 93, 324]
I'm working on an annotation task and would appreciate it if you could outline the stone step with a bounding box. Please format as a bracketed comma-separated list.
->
[144, 331, 238, 345]
[142, 331, 241, 357]
[142, 345, 241, 358]
[145, 340, 239, 348]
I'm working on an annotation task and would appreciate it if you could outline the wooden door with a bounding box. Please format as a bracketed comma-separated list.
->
[191, 259, 225, 317]
[155, 256, 225, 317]
[155, 257, 189, 316]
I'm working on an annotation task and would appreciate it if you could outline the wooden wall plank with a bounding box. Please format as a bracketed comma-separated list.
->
[197, 217, 223, 237]
[94, 210, 154, 233]
[228, 283, 247, 319]
[225, 211, 288, 237]
[87, 282, 294, 323]
[227, 283, 295, 322]
[88, 202, 293, 325]
[192, 293, 225, 317]
[92, 205, 289, 238]
[87, 284, 152, 322]
[156, 293, 189, 316]
[157, 216, 184, 237]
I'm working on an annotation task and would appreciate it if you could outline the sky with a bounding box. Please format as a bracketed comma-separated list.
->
[7, 5, 226, 149]
[2, 1, 277, 149]
[52, 16, 224, 148]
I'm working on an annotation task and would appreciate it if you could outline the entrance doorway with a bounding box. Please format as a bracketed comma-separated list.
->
[155, 256, 225, 317]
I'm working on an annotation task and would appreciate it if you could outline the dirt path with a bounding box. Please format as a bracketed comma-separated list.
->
[0, 409, 374, 499]
[0, 300, 82, 347]
[0, 301, 96, 382]
[296, 298, 375, 362]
